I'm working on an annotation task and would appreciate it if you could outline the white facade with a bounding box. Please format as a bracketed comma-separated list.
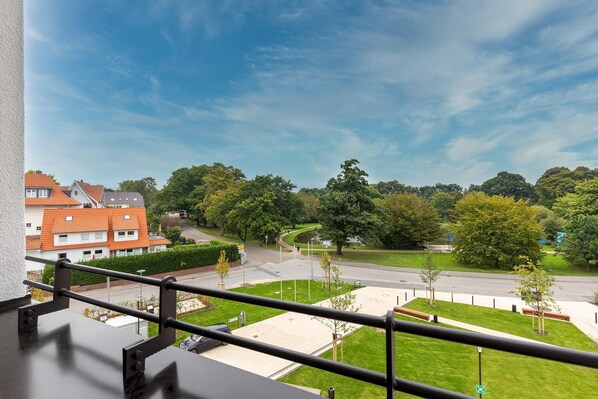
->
[25, 205, 80, 237]
[53, 230, 107, 246]
[148, 244, 167, 253]
[114, 229, 138, 241]
[26, 246, 110, 271]
[0, 0, 25, 302]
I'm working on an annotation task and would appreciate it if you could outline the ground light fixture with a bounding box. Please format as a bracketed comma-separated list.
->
[136, 269, 146, 335]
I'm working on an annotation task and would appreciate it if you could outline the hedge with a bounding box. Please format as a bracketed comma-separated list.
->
[43, 242, 240, 286]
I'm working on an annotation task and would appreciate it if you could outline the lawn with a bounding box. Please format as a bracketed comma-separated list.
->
[337, 251, 598, 276]
[149, 280, 356, 345]
[281, 309, 598, 398]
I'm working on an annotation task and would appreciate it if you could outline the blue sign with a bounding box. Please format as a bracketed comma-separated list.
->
[556, 232, 566, 243]
[539, 239, 547, 244]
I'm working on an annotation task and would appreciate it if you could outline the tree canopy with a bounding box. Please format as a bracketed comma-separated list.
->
[480, 171, 535, 201]
[451, 193, 544, 269]
[117, 177, 158, 207]
[319, 159, 379, 255]
[378, 193, 441, 249]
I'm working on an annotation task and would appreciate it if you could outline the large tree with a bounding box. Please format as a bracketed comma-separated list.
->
[563, 215, 598, 272]
[552, 177, 598, 219]
[535, 166, 597, 208]
[480, 171, 535, 201]
[430, 191, 459, 221]
[117, 177, 158, 207]
[451, 193, 544, 270]
[296, 190, 320, 223]
[374, 180, 418, 196]
[226, 175, 298, 242]
[318, 160, 379, 255]
[378, 193, 441, 249]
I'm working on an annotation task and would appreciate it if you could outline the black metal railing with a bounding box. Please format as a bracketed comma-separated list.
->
[20, 256, 598, 399]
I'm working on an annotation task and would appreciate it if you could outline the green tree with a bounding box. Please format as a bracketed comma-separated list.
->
[165, 226, 182, 244]
[563, 215, 598, 272]
[117, 177, 158, 208]
[511, 260, 559, 335]
[552, 177, 598, 218]
[451, 193, 544, 269]
[314, 253, 360, 361]
[215, 250, 230, 289]
[378, 193, 441, 249]
[480, 171, 535, 201]
[318, 159, 379, 255]
[430, 191, 458, 221]
[534, 166, 597, 208]
[296, 190, 320, 222]
[417, 183, 463, 200]
[373, 180, 418, 196]
[226, 175, 298, 242]
[420, 250, 441, 306]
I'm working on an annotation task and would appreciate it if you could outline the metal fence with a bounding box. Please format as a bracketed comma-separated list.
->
[20, 256, 598, 399]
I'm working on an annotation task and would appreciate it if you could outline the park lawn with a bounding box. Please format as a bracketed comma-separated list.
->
[149, 280, 355, 345]
[337, 251, 598, 276]
[281, 313, 598, 398]
[405, 298, 598, 352]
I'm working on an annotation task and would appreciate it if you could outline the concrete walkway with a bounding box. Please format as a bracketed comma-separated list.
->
[198, 286, 598, 379]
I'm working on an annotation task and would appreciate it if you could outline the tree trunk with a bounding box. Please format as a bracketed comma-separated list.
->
[586, 260, 590, 273]
[336, 241, 342, 255]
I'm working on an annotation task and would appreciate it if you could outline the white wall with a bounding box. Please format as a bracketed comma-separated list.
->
[114, 230, 138, 241]
[0, 0, 25, 302]
[69, 182, 94, 207]
[41, 247, 110, 264]
[53, 230, 107, 246]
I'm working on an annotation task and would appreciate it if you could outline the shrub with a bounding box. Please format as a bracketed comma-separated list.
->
[71, 241, 239, 286]
[594, 291, 598, 305]
[42, 265, 55, 285]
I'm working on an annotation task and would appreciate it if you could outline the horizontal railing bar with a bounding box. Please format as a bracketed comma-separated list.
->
[167, 318, 385, 386]
[24, 279, 54, 292]
[167, 320, 475, 399]
[25, 256, 162, 287]
[26, 255, 58, 266]
[166, 280, 385, 328]
[394, 319, 598, 369]
[58, 288, 160, 323]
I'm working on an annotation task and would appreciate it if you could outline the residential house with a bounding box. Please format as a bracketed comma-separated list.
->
[68, 180, 104, 208]
[25, 208, 170, 270]
[24, 172, 81, 237]
[102, 191, 145, 208]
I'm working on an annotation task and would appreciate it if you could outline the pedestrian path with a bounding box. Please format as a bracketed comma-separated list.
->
[198, 286, 598, 380]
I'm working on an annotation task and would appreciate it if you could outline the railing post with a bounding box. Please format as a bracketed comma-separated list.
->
[385, 309, 396, 399]
[122, 276, 177, 381]
[18, 258, 71, 331]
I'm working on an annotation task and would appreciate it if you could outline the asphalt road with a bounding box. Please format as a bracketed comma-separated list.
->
[65, 226, 598, 314]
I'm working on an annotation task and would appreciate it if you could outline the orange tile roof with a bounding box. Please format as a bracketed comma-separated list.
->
[24, 174, 81, 206]
[26, 239, 42, 250]
[148, 237, 171, 246]
[77, 181, 104, 206]
[40, 208, 150, 252]
[112, 214, 140, 231]
[52, 214, 109, 233]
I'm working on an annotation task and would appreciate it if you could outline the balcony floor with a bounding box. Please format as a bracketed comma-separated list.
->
[0, 307, 319, 398]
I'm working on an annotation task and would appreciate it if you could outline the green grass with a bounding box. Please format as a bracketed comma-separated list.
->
[281, 310, 598, 398]
[149, 280, 356, 345]
[405, 298, 598, 351]
[337, 251, 598, 276]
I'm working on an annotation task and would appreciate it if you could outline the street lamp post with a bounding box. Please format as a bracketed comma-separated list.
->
[478, 346, 483, 398]
[136, 269, 146, 335]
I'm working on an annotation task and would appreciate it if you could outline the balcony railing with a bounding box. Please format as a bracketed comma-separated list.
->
[21, 256, 598, 399]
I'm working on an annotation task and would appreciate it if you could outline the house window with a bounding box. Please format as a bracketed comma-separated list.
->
[38, 189, 49, 198]
[81, 233, 89, 241]
[26, 189, 37, 198]
[94, 249, 103, 255]
[65, 215, 73, 221]
[82, 251, 92, 260]
[59, 234, 68, 243]
[26, 223, 31, 227]
[58, 253, 67, 259]
[36, 226, 42, 231]
[133, 198, 137, 201]
[124, 214, 131, 220]
[95, 232, 103, 240]
[127, 230, 135, 237]
[110, 198, 114, 201]
[118, 231, 126, 238]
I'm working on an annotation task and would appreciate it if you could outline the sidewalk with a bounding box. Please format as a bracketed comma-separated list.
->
[198, 286, 598, 379]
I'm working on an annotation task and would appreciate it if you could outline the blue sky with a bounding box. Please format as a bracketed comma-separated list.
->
[24, 0, 598, 190]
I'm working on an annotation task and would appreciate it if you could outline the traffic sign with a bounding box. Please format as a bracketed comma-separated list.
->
[476, 385, 486, 395]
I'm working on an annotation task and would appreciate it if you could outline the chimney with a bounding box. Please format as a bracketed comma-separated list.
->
[36, 170, 42, 174]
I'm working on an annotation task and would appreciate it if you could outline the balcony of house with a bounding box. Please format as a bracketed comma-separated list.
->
[2, 255, 598, 399]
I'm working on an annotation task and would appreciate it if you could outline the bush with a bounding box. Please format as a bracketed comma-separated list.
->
[594, 291, 598, 305]
[70, 241, 239, 286]
[42, 264, 55, 285]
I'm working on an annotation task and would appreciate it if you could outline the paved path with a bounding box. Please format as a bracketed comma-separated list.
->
[197, 287, 598, 379]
